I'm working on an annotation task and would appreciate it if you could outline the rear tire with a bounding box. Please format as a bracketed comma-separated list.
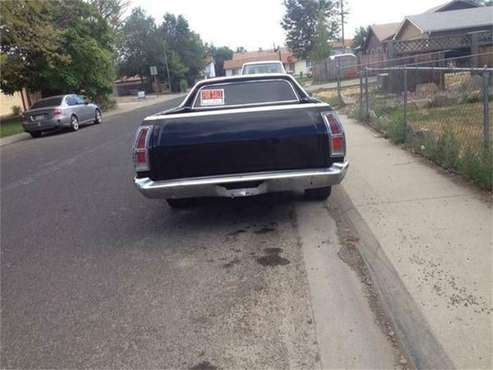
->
[304, 186, 332, 200]
[94, 109, 102, 124]
[29, 131, 42, 138]
[70, 115, 79, 131]
[166, 198, 196, 209]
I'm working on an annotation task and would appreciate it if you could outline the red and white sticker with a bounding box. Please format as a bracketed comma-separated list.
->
[200, 89, 224, 106]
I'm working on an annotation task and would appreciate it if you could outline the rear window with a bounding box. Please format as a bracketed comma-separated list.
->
[30, 96, 64, 109]
[194, 80, 298, 108]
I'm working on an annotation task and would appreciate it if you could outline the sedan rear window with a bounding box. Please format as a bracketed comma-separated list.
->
[194, 80, 298, 108]
[30, 97, 64, 109]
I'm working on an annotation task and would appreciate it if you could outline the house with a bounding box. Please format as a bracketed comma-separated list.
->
[392, 6, 493, 67]
[330, 39, 354, 55]
[424, 0, 479, 13]
[394, 6, 492, 41]
[224, 48, 308, 76]
[114, 75, 151, 96]
[359, 22, 401, 67]
[202, 57, 216, 79]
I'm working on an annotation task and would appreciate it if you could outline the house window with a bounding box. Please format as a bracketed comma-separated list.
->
[305, 60, 312, 68]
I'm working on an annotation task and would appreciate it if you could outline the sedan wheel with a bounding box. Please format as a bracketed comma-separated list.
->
[94, 109, 102, 124]
[71, 116, 79, 131]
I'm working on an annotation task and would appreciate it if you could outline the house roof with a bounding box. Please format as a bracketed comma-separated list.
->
[224, 48, 297, 70]
[397, 6, 493, 37]
[370, 22, 401, 42]
[331, 39, 353, 48]
[424, 0, 479, 13]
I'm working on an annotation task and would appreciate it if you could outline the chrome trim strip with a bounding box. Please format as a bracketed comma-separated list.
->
[134, 162, 349, 199]
[144, 102, 329, 121]
[320, 111, 346, 157]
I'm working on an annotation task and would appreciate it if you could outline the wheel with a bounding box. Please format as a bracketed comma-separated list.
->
[166, 198, 196, 209]
[70, 115, 79, 131]
[304, 186, 332, 200]
[29, 131, 42, 138]
[94, 109, 102, 124]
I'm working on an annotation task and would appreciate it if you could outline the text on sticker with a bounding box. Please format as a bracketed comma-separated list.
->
[200, 89, 225, 106]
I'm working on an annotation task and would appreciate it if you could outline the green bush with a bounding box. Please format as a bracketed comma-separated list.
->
[386, 118, 407, 144]
[432, 129, 460, 169]
[458, 144, 492, 190]
[11, 105, 22, 116]
[179, 79, 188, 92]
[95, 95, 117, 112]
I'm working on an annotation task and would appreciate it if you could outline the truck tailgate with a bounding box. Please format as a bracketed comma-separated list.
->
[148, 107, 330, 181]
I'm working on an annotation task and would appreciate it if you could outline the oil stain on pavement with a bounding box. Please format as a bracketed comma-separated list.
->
[256, 247, 290, 267]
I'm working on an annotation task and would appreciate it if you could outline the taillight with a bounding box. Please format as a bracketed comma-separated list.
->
[133, 125, 152, 171]
[53, 107, 63, 116]
[322, 112, 346, 157]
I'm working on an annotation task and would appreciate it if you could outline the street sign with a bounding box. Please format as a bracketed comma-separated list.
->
[150, 66, 157, 75]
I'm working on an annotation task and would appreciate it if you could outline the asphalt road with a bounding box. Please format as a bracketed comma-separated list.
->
[1, 100, 401, 369]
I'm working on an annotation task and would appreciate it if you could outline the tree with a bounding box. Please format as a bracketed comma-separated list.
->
[236, 46, 247, 53]
[281, 0, 339, 60]
[160, 14, 206, 87]
[118, 8, 164, 82]
[352, 26, 367, 49]
[46, 0, 114, 98]
[87, 0, 129, 32]
[0, 0, 65, 94]
[211, 46, 233, 77]
[310, 9, 335, 61]
[0, 0, 114, 98]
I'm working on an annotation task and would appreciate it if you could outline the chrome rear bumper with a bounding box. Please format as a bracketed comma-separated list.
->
[134, 161, 349, 199]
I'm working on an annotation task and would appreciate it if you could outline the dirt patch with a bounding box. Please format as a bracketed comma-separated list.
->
[264, 247, 283, 254]
[223, 257, 240, 269]
[190, 361, 217, 370]
[226, 229, 246, 237]
[254, 227, 276, 234]
[256, 248, 290, 267]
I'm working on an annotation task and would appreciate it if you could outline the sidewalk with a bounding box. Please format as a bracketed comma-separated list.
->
[0, 93, 184, 147]
[339, 116, 492, 369]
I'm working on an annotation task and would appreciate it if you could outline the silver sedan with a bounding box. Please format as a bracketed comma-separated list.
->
[22, 94, 102, 138]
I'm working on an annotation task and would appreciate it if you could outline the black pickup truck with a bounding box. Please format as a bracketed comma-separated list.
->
[133, 74, 348, 208]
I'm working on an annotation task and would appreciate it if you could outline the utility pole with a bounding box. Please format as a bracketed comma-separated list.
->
[340, 0, 345, 49]
[163, 41, 172, 92]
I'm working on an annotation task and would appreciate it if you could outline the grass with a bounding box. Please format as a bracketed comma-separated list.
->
[367, 99, 492, 190]
[315, 86, 492, 190]
[315, 89, 346, 109]
[0, 117, 24, 138]
[295, 75, 312, 87]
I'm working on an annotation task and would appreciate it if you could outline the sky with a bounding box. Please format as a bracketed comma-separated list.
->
[130, 0, 449, 51]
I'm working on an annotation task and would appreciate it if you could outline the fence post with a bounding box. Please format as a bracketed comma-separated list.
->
[483, 69, 490, 147]
[403, 68, 408, 136]
[337, 58, 342, 102]
[364, 67, 369, 122]
[359, 69, 363, 118]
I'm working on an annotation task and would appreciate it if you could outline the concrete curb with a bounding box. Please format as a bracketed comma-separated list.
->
[0, 133, 31, 147]
[332, 186, 456, 370]
[0, 95, 184, 148]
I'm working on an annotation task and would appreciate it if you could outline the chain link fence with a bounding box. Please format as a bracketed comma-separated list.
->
[315, 65, 493, 189]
